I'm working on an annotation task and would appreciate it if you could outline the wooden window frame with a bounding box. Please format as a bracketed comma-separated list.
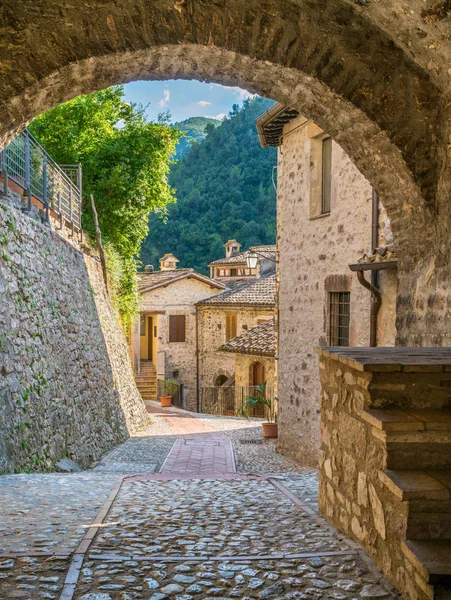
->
[169, 315, 186, 343]
[225, 314, 237, 341]
[140, 314, 146, 336]
[328, 291, 351, 346]
[321, 136, 332, 215]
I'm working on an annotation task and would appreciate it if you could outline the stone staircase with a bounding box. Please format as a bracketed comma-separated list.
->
[359, 408, 451, 599]
[135, 360, 157, 402]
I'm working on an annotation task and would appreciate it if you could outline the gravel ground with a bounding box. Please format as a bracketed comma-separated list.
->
[0, 473, 121, 553]
[0, 556, 69, 600]
[93, 414, 176, 474]
[75, 554, 398, 600]
[89, 478, 348, 558]
[200, 415, 311, 475]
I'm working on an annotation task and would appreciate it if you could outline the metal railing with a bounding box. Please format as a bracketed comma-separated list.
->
[0, 129, 82, 230]
[158, 379, 184, 408]
[200, 384, 276, 419]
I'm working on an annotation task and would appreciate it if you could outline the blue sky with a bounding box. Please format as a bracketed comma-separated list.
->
[122, 80, 256, 123]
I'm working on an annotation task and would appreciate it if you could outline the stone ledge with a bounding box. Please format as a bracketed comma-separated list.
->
[315, 347, 451, 372]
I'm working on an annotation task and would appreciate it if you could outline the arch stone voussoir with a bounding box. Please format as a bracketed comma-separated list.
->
[0, 0, 450, 343]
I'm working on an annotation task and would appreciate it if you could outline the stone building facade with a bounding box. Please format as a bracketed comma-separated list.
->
[135, 257, 224, 411]
[197, 273, 276, 392]
[135, 244, 276, 412]
[256, 105, 398, 467]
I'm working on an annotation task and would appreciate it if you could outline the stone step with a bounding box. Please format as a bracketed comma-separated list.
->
[401, 539, 451, 581]
[379, 470, 450, 501]
[358, 409, 451, 433]
[386, 441, 451, 470]
[408, 512, 451, 541]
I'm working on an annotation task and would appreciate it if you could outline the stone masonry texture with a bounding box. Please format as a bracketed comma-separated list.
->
[0, 0, 451, 350]
[277, 116, 397, 467]
[0, 195, 148, 473]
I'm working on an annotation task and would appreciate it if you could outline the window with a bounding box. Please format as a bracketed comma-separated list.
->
[140, 314, 146, 336]
[321, 136, 332, 214]
[169, 315, 186, 342]
[329, 292, 350, 346]
[226, 314, 237, 341]
[231, 268, 237, 276]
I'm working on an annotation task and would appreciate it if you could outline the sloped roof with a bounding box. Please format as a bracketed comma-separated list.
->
[209, 245, 277, 266]
[255, 103, 300, 148]
[197, 273, 276, 307]
[138, 268, 225, 294]
[220, 318, 276, 357]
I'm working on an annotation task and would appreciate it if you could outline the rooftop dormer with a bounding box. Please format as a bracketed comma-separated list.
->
[159, 253, 180, 271]
[224, 239, 242, 259]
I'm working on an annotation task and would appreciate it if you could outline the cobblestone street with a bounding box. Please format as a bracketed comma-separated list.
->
[0, 405, 400, 600]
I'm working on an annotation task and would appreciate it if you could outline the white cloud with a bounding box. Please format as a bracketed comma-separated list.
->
[230, 87, 255, 101]
[206, 113, 227, 120]
[195, 100, 212, 107]
[158, 89, 170, 107]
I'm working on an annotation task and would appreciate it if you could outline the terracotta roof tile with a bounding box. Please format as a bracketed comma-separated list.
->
[220, 318, 276, 356]
[138, 269, 224, 293]
[197, 273, 276, 307]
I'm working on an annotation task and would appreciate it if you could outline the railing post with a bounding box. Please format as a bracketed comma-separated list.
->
[69, 186, 74, 236]
[42, 155, 49, 222]
[1, 148, 8, 197]
[24, 131, 32, 212]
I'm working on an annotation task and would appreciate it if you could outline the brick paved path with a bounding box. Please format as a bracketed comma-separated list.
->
[156, 409, 236, 475]
[0, 406, 401, 600]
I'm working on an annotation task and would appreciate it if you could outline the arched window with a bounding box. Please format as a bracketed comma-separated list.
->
[215, 375, 228, 387]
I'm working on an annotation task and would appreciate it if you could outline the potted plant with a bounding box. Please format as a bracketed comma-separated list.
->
[237, 382, 279, 438]
[160, 379, 179, 408]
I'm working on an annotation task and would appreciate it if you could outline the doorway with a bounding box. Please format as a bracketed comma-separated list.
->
[139, 314, 157, 363]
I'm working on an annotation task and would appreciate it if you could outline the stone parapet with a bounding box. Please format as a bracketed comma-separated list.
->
[316, 347, 451, 599]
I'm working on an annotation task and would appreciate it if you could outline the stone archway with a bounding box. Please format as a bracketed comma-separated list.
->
[0, 0, 450, 342]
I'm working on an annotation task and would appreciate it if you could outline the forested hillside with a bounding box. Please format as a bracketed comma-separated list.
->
[141, 97, 277, 274]
[173, 116, 220, 158]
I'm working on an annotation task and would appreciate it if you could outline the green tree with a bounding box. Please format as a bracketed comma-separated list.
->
[141, 97, 277, 274]
[29, 86, 180, 325]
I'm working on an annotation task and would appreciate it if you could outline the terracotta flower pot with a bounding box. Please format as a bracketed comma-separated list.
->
[262, 422, 278, 439]
[160, 396, 172, 407]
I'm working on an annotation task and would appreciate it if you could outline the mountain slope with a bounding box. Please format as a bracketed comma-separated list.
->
[141, 97, 277, 275]
[173, 116, 220, 158]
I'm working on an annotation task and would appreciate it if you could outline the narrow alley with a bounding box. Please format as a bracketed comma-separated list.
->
[0, 405, 399, 600]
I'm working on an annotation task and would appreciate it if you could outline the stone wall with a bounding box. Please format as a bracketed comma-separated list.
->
[140, 277, 223, 411]
[0, 195, 148, 473]
[198, 306, 274, 391]
[277, 115, 398, 467]
[234, 354, 276, 390]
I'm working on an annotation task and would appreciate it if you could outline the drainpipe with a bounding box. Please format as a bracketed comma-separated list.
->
[356, 270, 381, 347]
[195, 307, 200, 413]
[359, 189, 381, 347]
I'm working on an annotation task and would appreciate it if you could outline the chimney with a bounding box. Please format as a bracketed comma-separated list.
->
[224, 239, 242, 259]
[144, 265, 154, 273]
[159, 254, 180, 271]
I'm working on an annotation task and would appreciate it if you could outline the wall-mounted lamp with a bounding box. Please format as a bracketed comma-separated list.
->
[246, 250, 279, 269]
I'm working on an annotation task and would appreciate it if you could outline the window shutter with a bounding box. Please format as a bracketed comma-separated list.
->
[322, 136, 332, 214]
[169, 315, 186, 342]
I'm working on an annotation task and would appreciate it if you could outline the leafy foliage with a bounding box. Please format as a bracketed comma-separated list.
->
[141, 97, 277, 275]
[236, 382, 278, 422]
[172, 116, 221, 158]
[29, 87, 180, 325]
